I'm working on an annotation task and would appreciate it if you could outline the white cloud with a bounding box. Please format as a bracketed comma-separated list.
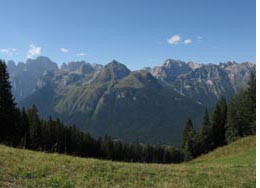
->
[76, 52, 86, 56]
[184, 39, 192, 45]
[167, 35, 181, 45]
[0, 48, 17, 55]
[27, 44, 41, 58]
[60, 48, 69, 53]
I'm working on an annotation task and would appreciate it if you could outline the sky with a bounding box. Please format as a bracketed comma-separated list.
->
[0, 0, 256, 70]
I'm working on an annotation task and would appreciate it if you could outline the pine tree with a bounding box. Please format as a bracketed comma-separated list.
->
[210, 97, 227, 148]
[26, 105, 42, 149]
[17, 108, 30, 148]
[195, 109, 211, 156]
[0, 60, 17, 144]
[182, 119, 196, 160]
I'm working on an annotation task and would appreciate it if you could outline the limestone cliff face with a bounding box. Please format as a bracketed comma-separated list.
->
[149, 59, 255, 105]
[7, 56, 58, 101]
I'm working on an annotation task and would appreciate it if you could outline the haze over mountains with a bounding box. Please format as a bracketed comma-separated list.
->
[6, 56, 255, 144]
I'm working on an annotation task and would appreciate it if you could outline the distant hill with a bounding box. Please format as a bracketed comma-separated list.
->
[0, 136, 255, 187]
[6, 57, 255, 144]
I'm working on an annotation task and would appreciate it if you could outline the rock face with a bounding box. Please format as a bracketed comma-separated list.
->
[149, 59, 255, 106]
[94, 60, 131, 82]
[7, 58, 103, 101]
[6, 57, 255, 145]
[80, 63, 95, 74]
[222, 61, 256, 92]
[60, 61, 95, 74]
[7, 56, 58, 101]
[151, 59, 193, 82]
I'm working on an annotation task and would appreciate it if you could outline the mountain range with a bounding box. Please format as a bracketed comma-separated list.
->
[6, 56, 255, 145]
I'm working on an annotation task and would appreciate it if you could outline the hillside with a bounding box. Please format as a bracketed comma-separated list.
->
[0, 136, 255, 188]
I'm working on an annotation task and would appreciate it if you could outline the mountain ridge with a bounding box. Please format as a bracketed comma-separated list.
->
[7, 56, 255, 104]
[6, 56, 255, 144]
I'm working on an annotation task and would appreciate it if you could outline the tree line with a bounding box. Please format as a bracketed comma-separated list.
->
[0, 60, 184, 163]
[182, 74, 256, 160]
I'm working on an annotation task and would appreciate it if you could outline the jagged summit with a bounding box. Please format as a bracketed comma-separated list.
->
[60, 61, 95, 74]
[95, 60, 131, 82]
[107, 59, 122, 65]
[25, 56, 58, 72]
[27, 55, 52, 61]
[26, 56, 57, 69]
[151, 59, 192, 82]
[105, 60, 130, 71]
[163, 59, 186, 67]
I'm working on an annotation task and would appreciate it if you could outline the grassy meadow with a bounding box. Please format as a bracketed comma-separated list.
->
[0, 136, 255, 188]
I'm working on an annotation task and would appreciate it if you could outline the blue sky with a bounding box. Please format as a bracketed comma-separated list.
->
[0, 0, 255, 70]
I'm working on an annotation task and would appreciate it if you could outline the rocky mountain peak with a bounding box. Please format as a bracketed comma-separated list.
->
[7, 60, 16, 73]
[25, 56, 58, 73]
[80, 63, 95, 74]
[7, 60, 16, 67]
[151, 59, 191, 82]
[163, 59, 186, 68]
[105, 60, 129, 70]
[187, 61, 202, 70]
[61, 61, 86, 72]
[97, 60, 131, 81]
[92, 63, 103, 70]
[26, 56, 51, 64]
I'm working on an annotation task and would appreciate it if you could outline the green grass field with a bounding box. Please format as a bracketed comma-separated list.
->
[0, 136, 255, 188]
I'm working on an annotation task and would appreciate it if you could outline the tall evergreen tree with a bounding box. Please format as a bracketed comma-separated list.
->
[26, 105, 42, 149]
[182, 119, 196, 160]
[195, 109, 211, 156]
[20, 108, 30, 148]
[0, 60, 17, 144]
[210, 97, 227, 148]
